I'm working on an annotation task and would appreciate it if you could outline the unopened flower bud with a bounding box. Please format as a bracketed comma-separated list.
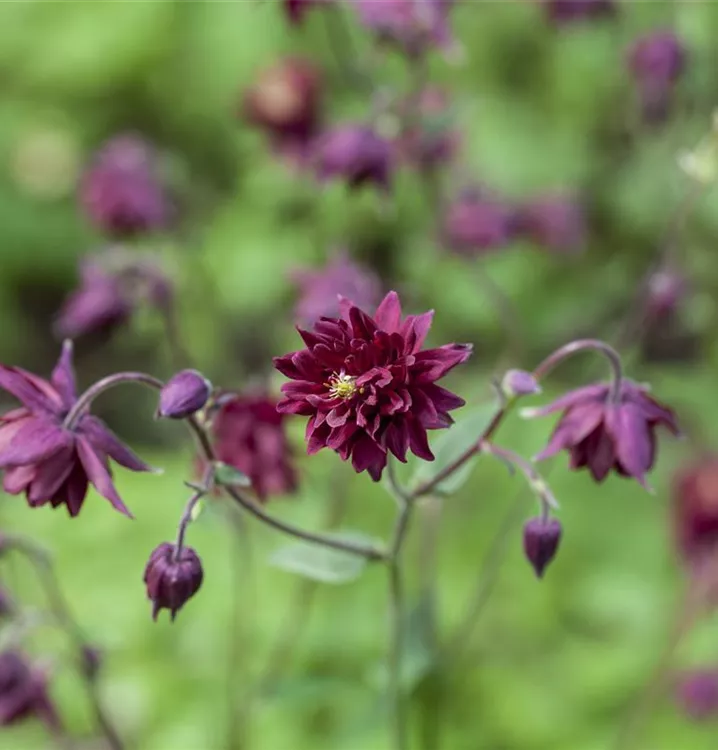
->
[157, 370, 212, 420]
[676, 669, 718, 721]
[502, 369, 541, 398]
[144, 542, 203, 621]
[523, 517, 562, 578]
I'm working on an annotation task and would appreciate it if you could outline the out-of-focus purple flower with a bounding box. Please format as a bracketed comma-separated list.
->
[398, 87, 460, 171]
[275, 291, 472, 481]
[290, 251, 382, 325]
[441, 187, 518, 256]
[542, 0, 616, 25]
[502, 369, 541, 398]
[523, 517, 562, 578]
[352, 0, 456, 58]
[0, 341, 154, 517]
[157, 370, 212, 420]
[529, 380, 679, 487]
[144, 542, 203, 621]
[211, 393, 297, 502]
[243, 58, 323, 151]
[0, 651, 59, 729]
[645, 268, 688, 320]
[676, 669, 718, 721]
[673, 456, 718, 566]
[283, 0, 333, 25]
[516, 193, 586, 254]
[313, 124, 394, 191]
[54, 249, 172, 341]
[628, 31, 687, 123]
[79, 134, 172, 237]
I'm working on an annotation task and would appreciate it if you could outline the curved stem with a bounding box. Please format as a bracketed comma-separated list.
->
[63, 373, 164, 430]
[532, 338, 624, 403]
[173, 466, 213, 562]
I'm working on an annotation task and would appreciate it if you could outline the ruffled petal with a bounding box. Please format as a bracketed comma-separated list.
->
[78, 415, 157, 473]
[50, 340, 77, 407]
[0, 419, 73, 469]
[76, 437, 133, 517]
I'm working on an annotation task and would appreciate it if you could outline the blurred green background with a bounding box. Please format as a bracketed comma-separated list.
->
[2, 0, 718, 748]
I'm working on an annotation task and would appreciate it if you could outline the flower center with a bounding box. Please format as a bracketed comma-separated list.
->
[326, 372, 361, 400]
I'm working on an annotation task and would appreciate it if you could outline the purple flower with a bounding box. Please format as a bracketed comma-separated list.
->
[290, 250, 382, 325]
[676, 669, 718, 721]
[0, 651, 59, 729]
[672, 455, 718, 566]
[157, 370, 212, 420]
[441, 187, 518, 256]
[398, 87, 460, 172]
[516, 193, 587, 254]
[54, 249, 172, 341]
[243, 58, 323, 150]
[645, 268, 687, 320]
[313, 124, 394, 191]
[79, 134, 172, 237]
[352, 0, 455, 57]
[274, 291, 472, 481]
[144, 542, 203, 621]
[211, 393, 297, 502]
[0, 341, 154, 517]
[628, 31, 687, 123]
[542, 0, 616, 25]
[529, 380, 679, 487]
[283, 0, 333, 25]
[523, 517, 562, 578]
[502, 369, 541, 398]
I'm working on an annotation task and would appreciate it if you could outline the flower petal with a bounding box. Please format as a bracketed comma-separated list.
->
[350, 433, 387, 477]
[400, 310, 434, 353]
[27, 447, 75, 504]
[607, 404, 653, 486]
[50, 340, 77, 407]
[374, 291, 403, 332]
[0, 419, 73, 469]
[0, 366, 59, 413]
[522, 384, 608, 418]
[3, 464, 37, 494]
[78, 416, 158, 473]
[62, 462, 89, 517]
[76, 437, 133, 517]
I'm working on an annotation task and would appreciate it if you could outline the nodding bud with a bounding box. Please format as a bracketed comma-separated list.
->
[502, 369, 541, 398]
[523, 517, 562, 578]
[144, 543, 203, 622]
[676, 669, 718, 721]
[157, 370, 212, 420]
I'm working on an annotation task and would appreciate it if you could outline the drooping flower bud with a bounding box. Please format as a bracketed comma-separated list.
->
[144, 542, 203, 621]
[441, 186, 518, 256]
[501, 369, 541, 399]
[516, 193, 587, 254]
[283, 0, 333, 25]
[673, 455, 718, 567]
[243, 58, 323, 151]
[628, 30, 687, 124]
[645, 268, 687, 320]
[0, 651, 59, 728]
[313, 124, 394, 191]
[157, 370, 212, 420]
[523, 517, 562, 578]
[675, 669, 718, 721]
[542, 0, 616, 26]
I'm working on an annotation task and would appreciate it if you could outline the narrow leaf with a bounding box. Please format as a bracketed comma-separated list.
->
[213, 462, 252, 488]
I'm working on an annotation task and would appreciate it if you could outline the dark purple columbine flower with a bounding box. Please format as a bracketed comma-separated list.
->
[274, 291, 472, 481]
[516, 193, 586, 254]
[676, 669, 718, 721]
[54, 250, 172, 341]
[313, 124, 394, 191]
[0, 651, 59, 729]
[441, 186, 518, 256]
[523, 517, 562, 578]
[529, 380, 679, 487]
[211, 393, 298, 502]
[672, 455, 718, 566]
[79, 134, 172, 238]
[157, 370, 212, 420]
[144, 542, 203, 621]
[0, 341, 154, 517]
[352, 0, 456, 58]
[283, 0, 333, 25]
[628, 30, 687, 124]
[645, 268, 687, 321]
[290, 250, 382, 326]
[542, 0, 616, 25]
[243, 57, 323, 150]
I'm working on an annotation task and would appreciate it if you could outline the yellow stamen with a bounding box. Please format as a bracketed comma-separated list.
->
[326, 371, 362, 400]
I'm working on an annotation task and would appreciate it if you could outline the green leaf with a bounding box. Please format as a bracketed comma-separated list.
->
[268, 531, 378, 584]
[411, 401, 499, 497]
[213, 462, 251, 488]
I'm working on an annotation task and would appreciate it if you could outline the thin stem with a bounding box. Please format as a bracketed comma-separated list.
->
[2, 537, 124, 750]
[158, 300, 193, 371]
[388, 560, 407, 750]
[63, 373, 164, 430]
[531, 338, 624, 403]
[411, 402, 512, 499]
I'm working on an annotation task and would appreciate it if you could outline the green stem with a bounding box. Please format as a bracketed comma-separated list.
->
[388, 559, 408, 750]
